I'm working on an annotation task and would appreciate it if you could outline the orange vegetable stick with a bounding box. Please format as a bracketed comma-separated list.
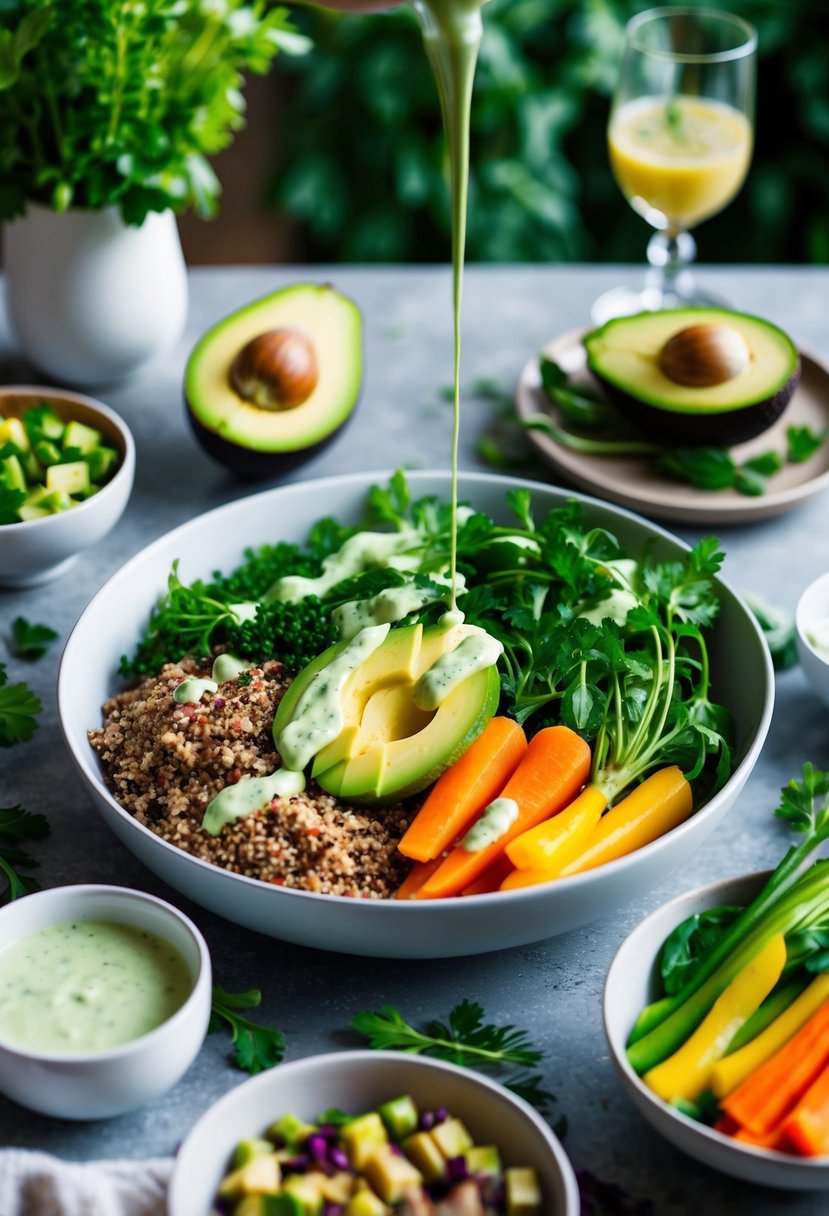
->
[461, 855, 515, 896]
[398, 717, 527, 862]
[499, 866, 559, 892]
[506, 786, 607, 872]
[394, 857, 443, 900]
[778, 1061, 829, 1157]
[731, 1126, 786, 1151]
[721, 999, 829, 1136]
[415, 726, 591, 900]
[556, 766, 692, 877]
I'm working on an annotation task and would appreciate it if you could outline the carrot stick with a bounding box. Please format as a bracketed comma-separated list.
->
[778, 1061, 829, 1157]
[506, 786, 607, 872]
[556, 767, 692, 877]
[731, 1125, 786, 1151]
[499, 867, 559, 892]
[398, 718, 527, 862]
[415, 726, 591, 900]
[461, 855, 515, 896]
[394, 857, 443, 900]
[721, 999, 829, 1135]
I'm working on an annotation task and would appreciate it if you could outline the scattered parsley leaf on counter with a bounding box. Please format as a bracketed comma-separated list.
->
[0, 662, 42, 747]
[0, 805, 50, 902]
[743, 593, 799, 671]
[351, 1000, 556, 1114]
[209, 984, 286, 1076]
[10, 617, 58, 661]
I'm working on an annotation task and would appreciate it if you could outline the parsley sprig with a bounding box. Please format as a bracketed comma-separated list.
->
[0, 662, 42, 747]
[0, 805, 50, 901]
[351, 1000, 556, 1114]
[209, 984, 286, 1076]
[9, 617, 58, 661]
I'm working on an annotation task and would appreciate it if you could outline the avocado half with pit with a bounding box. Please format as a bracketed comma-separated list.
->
[584, 308, 800, 446]
[184, 283, 363, 478]
[273, 622, 500, 805]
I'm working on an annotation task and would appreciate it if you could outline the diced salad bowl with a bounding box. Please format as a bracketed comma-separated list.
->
[58, 471, 774, 958]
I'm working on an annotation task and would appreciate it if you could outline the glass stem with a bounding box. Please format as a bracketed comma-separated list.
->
[645, 229, 697, 303]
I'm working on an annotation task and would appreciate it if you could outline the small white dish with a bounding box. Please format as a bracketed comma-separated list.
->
[604, 871, 829, 1190]
[0, 884, 211, 1120]
[0, 386, 135, 588]
[168, 1049, 580, 1216]
[59, 470, 773, 958]
[796, 571, 829, 705]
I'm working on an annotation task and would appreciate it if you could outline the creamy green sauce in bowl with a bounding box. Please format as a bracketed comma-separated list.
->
[0, 920, 193, 1055]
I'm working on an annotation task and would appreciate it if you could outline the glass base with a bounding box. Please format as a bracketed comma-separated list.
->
[590, 278, 730, 327]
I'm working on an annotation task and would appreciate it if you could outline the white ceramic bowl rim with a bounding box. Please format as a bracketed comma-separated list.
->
[170, 1049, 580, 1213]
[603, 869, 829, 1174]
[0, 883, 209, 1064]
[0, 385, 135, 534]
[61, 468, 774, 910]
[796, 569, 829, 665]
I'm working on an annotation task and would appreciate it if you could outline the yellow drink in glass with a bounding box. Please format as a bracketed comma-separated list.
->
[609, 95, 752, 231]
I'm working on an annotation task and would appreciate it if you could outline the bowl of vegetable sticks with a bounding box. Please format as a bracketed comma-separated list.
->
[604, 769, 829, 1188]
[61, 470, 773, 957]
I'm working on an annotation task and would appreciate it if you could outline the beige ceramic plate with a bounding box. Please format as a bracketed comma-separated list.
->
[516, 329, 829, 525]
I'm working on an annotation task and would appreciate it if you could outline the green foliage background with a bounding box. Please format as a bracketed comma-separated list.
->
[272, 0, 829, 264]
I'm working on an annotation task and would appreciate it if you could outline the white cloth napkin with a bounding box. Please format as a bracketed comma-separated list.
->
[0, 1151, 172, 1216]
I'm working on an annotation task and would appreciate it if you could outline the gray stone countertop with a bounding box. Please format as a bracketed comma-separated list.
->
[1, 264, 828, 1213]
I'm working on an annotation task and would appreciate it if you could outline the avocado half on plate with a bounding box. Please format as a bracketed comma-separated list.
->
[184, 283, 363, 478]
[584, 308, 800, 446]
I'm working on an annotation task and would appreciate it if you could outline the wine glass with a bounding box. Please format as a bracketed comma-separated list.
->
[592, 6, 757, 325]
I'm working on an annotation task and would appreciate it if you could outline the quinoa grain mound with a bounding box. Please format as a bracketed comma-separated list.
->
[88, 658, 415, 899]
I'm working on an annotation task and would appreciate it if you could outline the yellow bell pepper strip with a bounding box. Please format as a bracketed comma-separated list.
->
[643, 933, 786, 1104]
[711, 974, 829, 1099]
[556, 766, 692, 878]
[505, 786, 607, 874]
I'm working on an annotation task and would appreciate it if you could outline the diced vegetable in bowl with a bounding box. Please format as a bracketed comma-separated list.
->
[603, 764, 829, 1190]
[168, 1051, 579, 1216]
[0, 386, 134, 588]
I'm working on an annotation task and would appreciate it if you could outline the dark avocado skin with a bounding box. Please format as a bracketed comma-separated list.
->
[592, 362, 801, 447]
[185, 398, 355, 480]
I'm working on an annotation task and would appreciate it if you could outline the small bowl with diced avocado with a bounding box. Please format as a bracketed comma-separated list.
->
[168, 1051, 579, 1216]
[0, 386, 134, 587]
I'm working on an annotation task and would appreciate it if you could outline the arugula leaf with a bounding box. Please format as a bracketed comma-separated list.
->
[0, 662, 42, 746]
[351, 1000, 556, 1114]
[0, 805, 50, 901]
[209, 984, 285, 1076]
[787, 425, 827, 463]
[9, 616, 58, 661]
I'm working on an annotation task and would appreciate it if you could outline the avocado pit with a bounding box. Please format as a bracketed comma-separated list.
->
[659, 323, 750, 389]
[229, 327, 319, 411]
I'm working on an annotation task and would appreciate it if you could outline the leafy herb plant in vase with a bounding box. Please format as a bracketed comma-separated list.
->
[0, 1, 309, 386]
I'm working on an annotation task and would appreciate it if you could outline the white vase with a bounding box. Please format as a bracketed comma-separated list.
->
[4, 204, 188, 386]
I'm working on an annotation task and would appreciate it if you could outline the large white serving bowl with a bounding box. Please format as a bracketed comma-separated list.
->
[168, 1050, 579, 1216]
[604, 873, 829, 1189]
[59, 470, 774, 958]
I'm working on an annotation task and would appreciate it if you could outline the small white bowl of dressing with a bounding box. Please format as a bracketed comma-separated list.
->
[796, 571, 829, 705]
[0, 884, 211, 1119]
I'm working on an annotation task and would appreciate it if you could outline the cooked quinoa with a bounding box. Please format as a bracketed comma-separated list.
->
[88, 658, 415, 898]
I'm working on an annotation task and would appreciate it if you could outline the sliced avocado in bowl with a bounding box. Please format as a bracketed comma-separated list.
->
[185, 283, 363, 479]
[584, 307, 800, 446]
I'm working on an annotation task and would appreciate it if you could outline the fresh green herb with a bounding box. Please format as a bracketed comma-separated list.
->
[0, 662, 42, 747]
[9, 617, 58, 661]
[236, 671, 253, 687]
[209, 984, 285, 1076]
[0, 1, 310, 225]
[664, 96, 686, 140]
[743, 593, 798, 671]
[522, 413, 659, 457]
[351, 999, 556, 1114]
[627, 763, 829, 1074]
[659, 906, 742, 996]
[0, 805, 50, 901]
[539, 357, 614, 432]
[0, 486, 26, 525]
[787, 424, 827, 463]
